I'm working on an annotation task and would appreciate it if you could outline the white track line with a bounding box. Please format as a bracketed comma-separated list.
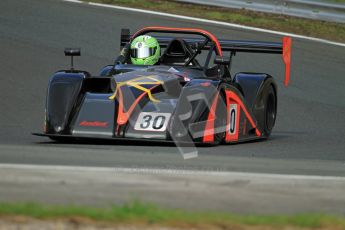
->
[62, 0, 345, 47]
[1, 163, 345, 181]
[64, 0, 82, 3]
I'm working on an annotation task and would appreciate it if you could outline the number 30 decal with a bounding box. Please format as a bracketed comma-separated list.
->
[134, 112, 171, 131]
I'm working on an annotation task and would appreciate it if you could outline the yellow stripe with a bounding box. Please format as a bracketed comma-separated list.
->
[129, 82, 160, 85]
[108, 75, 163, 102]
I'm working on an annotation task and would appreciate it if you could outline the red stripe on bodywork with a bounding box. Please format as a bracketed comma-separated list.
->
[283, 37, 292, 86]
[117, 89, 146, 125]
[225, 90, 240, 142]
[132, 27, 223, 56]
[203, 93, 219, 143]
[225, 90, 261, 142]
[116, 85, 158, 126]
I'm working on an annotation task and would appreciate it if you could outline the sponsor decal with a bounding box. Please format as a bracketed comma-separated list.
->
[200, 82, 211, 87]
[79, 121, 108, 128]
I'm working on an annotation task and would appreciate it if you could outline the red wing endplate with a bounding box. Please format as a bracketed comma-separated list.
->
[283, 37, 292, 86]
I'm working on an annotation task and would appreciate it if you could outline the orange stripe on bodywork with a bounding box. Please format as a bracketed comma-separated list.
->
[116, 89, 145, 125]
[202, 93, 219, 143]
[225, 90, 261, 142]
[109, 75, 163, 126]
[115, 85, 159, 126]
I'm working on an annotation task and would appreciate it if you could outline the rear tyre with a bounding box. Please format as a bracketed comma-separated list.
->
[263, 85, 277, 138]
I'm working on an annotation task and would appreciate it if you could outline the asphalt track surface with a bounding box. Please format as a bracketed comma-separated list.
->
[1, 0, 345, 176]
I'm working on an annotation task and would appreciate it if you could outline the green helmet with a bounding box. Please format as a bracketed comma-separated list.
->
[130, 35, 160, 65]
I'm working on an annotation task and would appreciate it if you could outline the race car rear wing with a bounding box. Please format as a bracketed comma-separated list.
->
[120, 27, 292, 86]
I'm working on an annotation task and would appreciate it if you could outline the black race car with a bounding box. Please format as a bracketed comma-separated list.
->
[34, 26, 292, 147]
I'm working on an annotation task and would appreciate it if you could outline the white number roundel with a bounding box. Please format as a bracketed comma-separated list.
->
[229, 104, 237, 134]
[134, 112, 171, 132]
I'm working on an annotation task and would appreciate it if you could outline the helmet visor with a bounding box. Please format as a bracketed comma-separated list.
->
[131, 47, 156, 59]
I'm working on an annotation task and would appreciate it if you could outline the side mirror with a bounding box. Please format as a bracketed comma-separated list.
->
[214, 55, 230, 66]
[64, 48, 80, 70]
[121, 28, 130, 48]
[64, 48, 81, 56]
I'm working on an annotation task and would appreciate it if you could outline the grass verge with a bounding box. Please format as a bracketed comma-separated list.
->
[85, 0, 345, 43]
[1, 201, 345, 229]
[328, 0, 345, 3]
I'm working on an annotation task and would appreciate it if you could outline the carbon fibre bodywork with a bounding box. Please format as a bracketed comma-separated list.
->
[34, 27, 291, 145]
[43, 67, 219, 141]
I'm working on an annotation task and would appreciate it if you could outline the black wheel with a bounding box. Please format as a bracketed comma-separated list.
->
[263, 85, 277, 137]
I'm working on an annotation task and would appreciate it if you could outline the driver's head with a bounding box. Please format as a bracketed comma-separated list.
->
[130, 35, 160, 65]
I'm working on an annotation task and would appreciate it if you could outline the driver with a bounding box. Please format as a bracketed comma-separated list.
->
[130, 35, 160, 65]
